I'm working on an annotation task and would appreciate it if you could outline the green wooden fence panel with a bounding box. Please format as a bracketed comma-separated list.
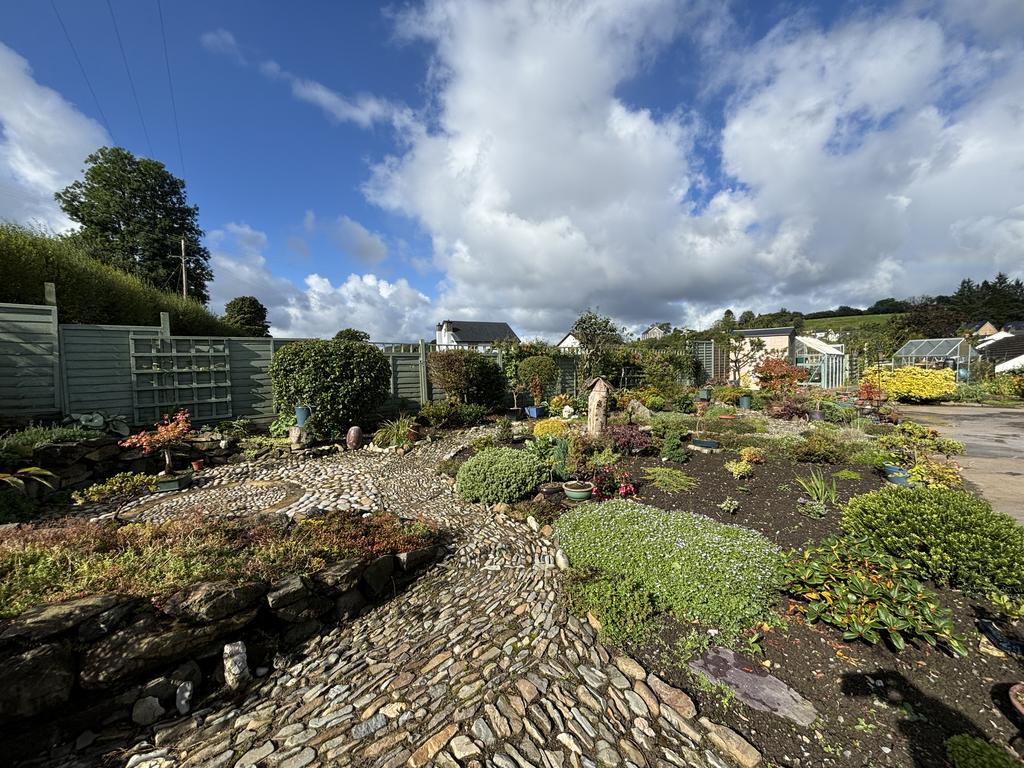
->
[0, 302, 60, 419]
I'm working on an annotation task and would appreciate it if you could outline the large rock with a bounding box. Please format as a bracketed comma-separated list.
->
[359, 555, 395, 599]
[689, 646, 817, 727]
[699, 717, 762, 767]
[0, 643, 75, 718]
[83, 443, 122, 463]
[626, 399, 652, 423]
[162, 581, 266, 622]
[0, 594, 122, 643]
[223, 641, 250, 691]
[396, 546, 437, 573]
[309, 559, 363, 595]
[266, 575, 331, 623]
[80, 609, 257, 688]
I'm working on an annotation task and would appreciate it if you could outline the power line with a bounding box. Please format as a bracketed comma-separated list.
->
[155, 0, 186, 176]
[105, 0, 153, 156]
[50, 0, 115, 143]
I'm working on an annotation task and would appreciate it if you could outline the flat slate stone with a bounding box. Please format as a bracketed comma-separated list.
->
[688, 646, 818, 727]
[0, 594, 122, 642]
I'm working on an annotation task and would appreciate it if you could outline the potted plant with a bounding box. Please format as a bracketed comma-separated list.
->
[808, 398, 825, 421]
[517, 356, 559, 419]
[120, 410, 194, 491]
[190, 458, 205, 472]
[562, 480, 594, 501]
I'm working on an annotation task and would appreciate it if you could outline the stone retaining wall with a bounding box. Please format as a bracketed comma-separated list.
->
[0, 544, 439, 763]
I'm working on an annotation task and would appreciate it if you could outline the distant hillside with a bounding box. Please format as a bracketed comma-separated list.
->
[803, 313, 901, 332]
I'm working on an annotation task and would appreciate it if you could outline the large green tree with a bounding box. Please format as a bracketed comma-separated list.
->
[55, 147, 213, 303]
[223, 296, 270, 337]
[571, 309, 623, 379]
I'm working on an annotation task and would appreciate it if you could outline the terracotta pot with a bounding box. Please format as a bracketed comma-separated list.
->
[190, 459, 205, 471]
[718, 414, 736, 420]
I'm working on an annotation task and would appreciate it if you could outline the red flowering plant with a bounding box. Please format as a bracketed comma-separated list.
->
[120, 409, 193, 475]
[591, 464, 636, 500]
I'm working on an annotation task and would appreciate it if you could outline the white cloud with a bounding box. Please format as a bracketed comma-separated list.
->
[0, 43, 109, 231]
[203, 32, 406, 129]
[331, 215, 388, 264]
[207, 222, 429, 339]
[303, 209, 316, 232]
[359, 0, 1024, 336]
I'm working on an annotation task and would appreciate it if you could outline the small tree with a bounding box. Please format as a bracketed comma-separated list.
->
[335, 328, 370, 342]
[120, 409, 193, 474]
[428, 349, 505, 406]
[572, 310, 623, 380]
[753, 356, 808, 395]
[517, 355, 560, 406]
[223, 296, 270, 337]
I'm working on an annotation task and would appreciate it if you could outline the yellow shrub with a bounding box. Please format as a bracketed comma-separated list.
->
[862, 366, 956, 403]
[532, 418, 568, 439]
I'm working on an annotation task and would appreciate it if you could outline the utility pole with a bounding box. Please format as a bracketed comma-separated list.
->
[180, 237, 188, 299]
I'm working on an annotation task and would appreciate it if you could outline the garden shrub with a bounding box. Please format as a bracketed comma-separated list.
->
[843, 486, 1024, 596]
[455, 448, 545, 505]
[946, 383, 986, 403]
[782, 537, 966, 655]
[765, 395, 811, 420]
[753, 357, 808, 394]
[494, 417, 514, 444]
[945, 734, 1021, 768]
[739, 446, 766, 464]
[556, 500, 781, 637]
[724, 460, 753, 479]
[861, 365, 956, 403]
[532, 418, 568, 440]
[786, 430, 851, 464]
[660, 431, 690, 463]
[984, 374, 1024, 399]
[373, 415, 416, 447]
[712, 385, 750, 405]
[616, 387, 665, 412]
[269, 339, 391, 438]
[606, 424, 653, 453]
[427, 350, 505, 406]
[907, 458, 963, 489]
[848, 444, 891, 470]
[878, 422, 964, 467]
[0, 511, 433, 619]
[417, 400, 486, 428]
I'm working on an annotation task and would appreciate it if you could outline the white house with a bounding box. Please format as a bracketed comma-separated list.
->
[556, 331, 580, 349]
[640, 322, 672, 340]
[435, 320, 520, 348]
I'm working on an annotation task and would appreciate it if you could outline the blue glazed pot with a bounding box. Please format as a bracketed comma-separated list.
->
[295, 405, 312, 427]
[882, 463, 911, 486]
[738, 395, 753, 409]
[691, 438, 721, 450]
[524, 405, 548, 419]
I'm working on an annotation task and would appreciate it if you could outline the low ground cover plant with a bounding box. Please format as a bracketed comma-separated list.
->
[786, 430, 851, 464]
[843, 486, 1024, 596]
[782, 536, 966, 656]
[455, 447, 545, 505]
[724, 459, 754, 479]
[738, 446, 766, 464]
[0, 425, 94, 461]
[641, 467, 697, 492]
[373, 415, 417, 447]
[945, 735, 1022, 768]
[555, 500, 781, 639]
[0, 511, 433, 619]
[796, 468, 839, 508]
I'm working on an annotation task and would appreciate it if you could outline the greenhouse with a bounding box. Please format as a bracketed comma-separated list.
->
[794, 336, 847, 389]
[892, 337, 979, 380]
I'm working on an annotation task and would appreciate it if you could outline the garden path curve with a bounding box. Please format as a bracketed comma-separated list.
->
[111, 438, 745, 768]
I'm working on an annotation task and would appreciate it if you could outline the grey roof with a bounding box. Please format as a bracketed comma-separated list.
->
[980, 334, 1024, 362]
[439, 320, 520, 344]
[738, 326, 795, 337]
[1003, 321, 1024, 332]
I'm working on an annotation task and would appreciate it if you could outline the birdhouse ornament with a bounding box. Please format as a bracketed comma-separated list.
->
[585, 376, 615, 437]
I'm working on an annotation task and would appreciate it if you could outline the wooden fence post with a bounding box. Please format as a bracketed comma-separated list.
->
[159, 312, 171, 337]
[418, 339, 429, 404]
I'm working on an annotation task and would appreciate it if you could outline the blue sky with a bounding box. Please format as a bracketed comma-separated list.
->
[2, 1, 1023, 339]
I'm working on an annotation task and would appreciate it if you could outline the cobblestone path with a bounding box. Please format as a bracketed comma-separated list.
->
[122, 439, 747, 768]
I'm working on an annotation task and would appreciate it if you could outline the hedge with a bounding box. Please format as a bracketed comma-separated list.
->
[0, 224, 240, 335]
[268, 339, 391, 437]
